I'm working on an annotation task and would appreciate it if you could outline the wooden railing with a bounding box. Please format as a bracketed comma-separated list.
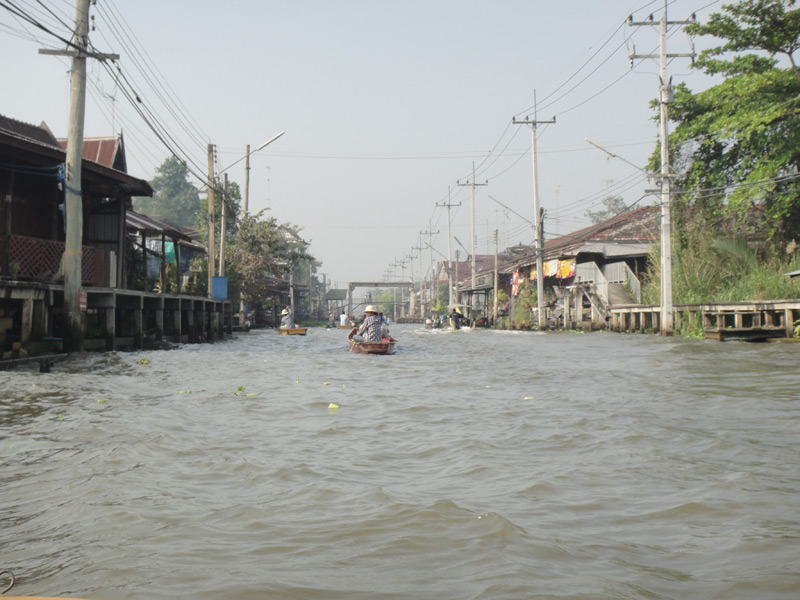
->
[0, 234, 105, 286]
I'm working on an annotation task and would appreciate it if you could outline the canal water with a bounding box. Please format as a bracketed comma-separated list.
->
[2, 325, 799, 599]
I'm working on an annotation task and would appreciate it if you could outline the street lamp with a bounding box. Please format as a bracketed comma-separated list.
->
[216, 131, 285, 215]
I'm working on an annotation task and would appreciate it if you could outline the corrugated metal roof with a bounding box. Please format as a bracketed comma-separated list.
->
[575, 242, 653, 258]
[127, 210, 202, 249]
[0, 116, 152, 197]
[513, 206, 659, 267]
[58, 136, 122, 170]
[0, 114, 60, 147]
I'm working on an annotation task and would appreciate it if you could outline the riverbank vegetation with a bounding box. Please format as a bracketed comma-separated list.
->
[642, 0, 800, 306]
[133, 156, 318, 314]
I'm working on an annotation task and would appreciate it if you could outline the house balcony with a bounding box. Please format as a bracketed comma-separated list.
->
[0, 234, 107, 287]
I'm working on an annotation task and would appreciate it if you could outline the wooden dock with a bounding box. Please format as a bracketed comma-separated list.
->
[609, 300, 800, 340]
[1, 281, 232, 365]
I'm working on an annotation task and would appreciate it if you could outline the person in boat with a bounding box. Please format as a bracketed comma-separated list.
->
[279, 308, 294, 330]
[379, 312, 390, 338]
[450, 307, 463, 330]
[328, 313, 336, 327]
[353, 305, 383, 342]
[339, 311, 348, 326]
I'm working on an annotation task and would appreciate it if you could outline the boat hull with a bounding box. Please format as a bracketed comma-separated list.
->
[347, 328, 396, 354]
[348, 339, 396, 355]
[278, 328, 307, 336]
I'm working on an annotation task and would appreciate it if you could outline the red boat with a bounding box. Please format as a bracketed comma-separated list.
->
[347, 328, 396, 355]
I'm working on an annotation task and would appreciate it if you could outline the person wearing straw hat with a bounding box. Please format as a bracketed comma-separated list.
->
[353, 305, 383, 342]
[279, 308, 293, 329]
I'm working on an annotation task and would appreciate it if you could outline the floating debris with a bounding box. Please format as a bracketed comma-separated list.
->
[328, 403, 340, 410]
[233, 385, 260, 397]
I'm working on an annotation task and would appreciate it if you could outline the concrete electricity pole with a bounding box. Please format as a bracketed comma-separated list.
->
[436, 188, 460, 309]
[493, 229, 499, 325]
[421, 223, 439, 314]
[513, 101, 555, 330]
[629, 4, 696, 335]
[218, 174, 228, 276]
[207, 144, 216, 297]
[411, 243, 425, 316]
[243, 143, 251, 215]
[456, 163, 487, 314]
[39, 0, 117, 351]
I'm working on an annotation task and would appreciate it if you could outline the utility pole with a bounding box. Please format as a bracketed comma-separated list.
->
[412, 242, 425, 317]
[456, 163, 487, 316]
[406, 252, 417, 316]
[218, 174, 227, 276]
[39, 0, 118, 351]
[421, 222, 439, 316]
[207, 144, 216, 297]
[241, 147, 250, 327]
[436, 188, 460, 309]
[454, 250, 460, 304]
[243, 143, 251, 214]
[493, 229, 499, 326]
[513, 97, 555, 330]
[629, 3, 696, 335]
[61, 0, 90, 352]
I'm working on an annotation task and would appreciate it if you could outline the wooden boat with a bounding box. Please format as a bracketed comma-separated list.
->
[278, 327, 307, 335]
[347, 328, 396, 355]
[336, 324, 354, 329]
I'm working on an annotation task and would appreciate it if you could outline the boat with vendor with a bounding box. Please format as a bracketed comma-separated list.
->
[347, 305, 396, 354]
[278, 307, 307, 335]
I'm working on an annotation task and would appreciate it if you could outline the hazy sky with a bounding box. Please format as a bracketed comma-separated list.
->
[2, 0, 726, 286]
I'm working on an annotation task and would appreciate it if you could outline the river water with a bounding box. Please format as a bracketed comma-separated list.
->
[2, 325, 799, 600]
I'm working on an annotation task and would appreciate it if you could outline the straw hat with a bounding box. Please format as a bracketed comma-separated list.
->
[364, 305, 378, 314]
[281, 309, 288, 315]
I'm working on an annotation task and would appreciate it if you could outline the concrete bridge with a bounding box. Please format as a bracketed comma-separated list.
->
[347, 281, 414, 317]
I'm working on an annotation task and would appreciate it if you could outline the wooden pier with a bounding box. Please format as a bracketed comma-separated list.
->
[1, 281, 232, 366]
[609, 300, 800, 340]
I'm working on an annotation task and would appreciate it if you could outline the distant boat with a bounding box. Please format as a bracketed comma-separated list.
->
[278, 328, 307, 336]
[336, 324, 354, 329]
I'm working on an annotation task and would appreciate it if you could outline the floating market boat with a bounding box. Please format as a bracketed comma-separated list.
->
[278, 327, 307, 336]
[347, 328, 396, 355]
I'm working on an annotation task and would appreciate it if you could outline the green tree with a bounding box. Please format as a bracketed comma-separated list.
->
[133, 156, 201, 227]
[586, 195, 628, 224]
[663, 0, 800, 247]
[226, 212, 317, 308]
